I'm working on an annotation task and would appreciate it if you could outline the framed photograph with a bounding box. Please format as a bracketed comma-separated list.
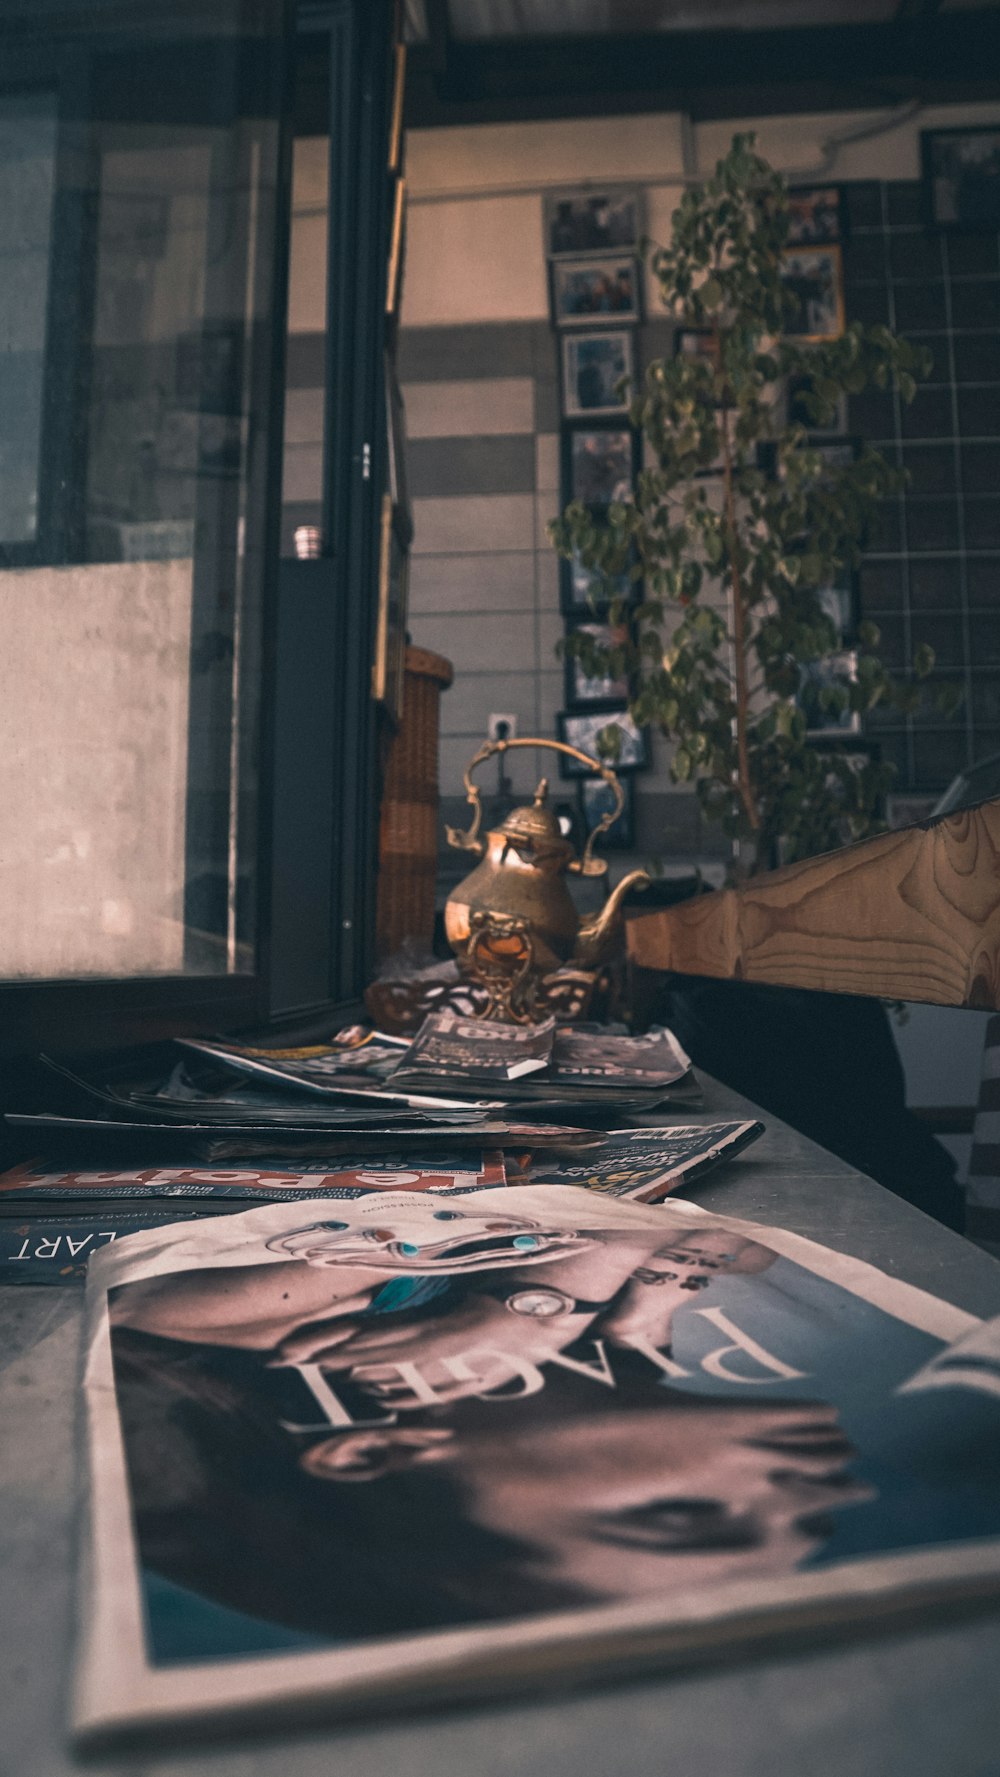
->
[814, 436, 860, 475]
[562, 329, 635, 418]
[372, 493, 408, 721]
[387, 41, 407, 173]
[816, 573, 859, 647]
[385, 353, 412, 542]
[675, 328, 722, 371]
[564, 423, 637, 507]
[786, 186, 842, 247]
[556, 706, 650, 776]
[922, 127, 1000, 231]
[551, 256, 641, 327]
[786, 372, 848, 435]
[544, 187, 641, 258]
[563, 617, 631, 707]
[385, 177, 406, 317]
[798, 650, 861, 738]
[579, 773, 635, 850]
[781, 246, 845, 341]
[560, 547, 636, 617]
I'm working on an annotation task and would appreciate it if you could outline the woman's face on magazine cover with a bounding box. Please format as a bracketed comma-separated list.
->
[455, 1399, 872, 1596]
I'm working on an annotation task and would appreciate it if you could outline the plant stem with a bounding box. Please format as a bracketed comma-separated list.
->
[717, 356, 760, 843]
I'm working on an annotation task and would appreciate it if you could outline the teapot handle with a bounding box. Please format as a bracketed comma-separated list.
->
[444, 736, 625, 878]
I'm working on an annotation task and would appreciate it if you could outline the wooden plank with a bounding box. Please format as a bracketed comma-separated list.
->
[626, 800, 1000, 1010]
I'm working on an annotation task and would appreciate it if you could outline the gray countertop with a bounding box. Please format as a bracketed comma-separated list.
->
[3, 1076, 1000, 1777]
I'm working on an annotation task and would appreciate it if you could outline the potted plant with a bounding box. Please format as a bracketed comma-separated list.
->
[550, 134, 957, 879]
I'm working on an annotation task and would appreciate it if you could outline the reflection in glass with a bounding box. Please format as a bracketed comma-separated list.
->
[0, 90, 57, 546]
[0, 3, 286, 981]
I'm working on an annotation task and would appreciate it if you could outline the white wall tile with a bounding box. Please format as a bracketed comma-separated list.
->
[409, 551, 537, 614]
[281, 442, 323, 504]
[438, 670, 542, 737]
[402, 194, 548, 327]
[403, 378, 534, 438]
[411, 494, 535, 555]
[283, 387, 324, 447]
[535, 432, 560, 493]
[411, 611, 537, 674]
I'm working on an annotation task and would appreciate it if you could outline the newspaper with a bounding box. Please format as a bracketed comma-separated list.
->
[175, 1037, 501, 1112]
[0, 1152, 508, 1209]
[74, 1186, 1000, 1743]
[521, 1123, 765, 1199]
[392, 1010, 556, 1084]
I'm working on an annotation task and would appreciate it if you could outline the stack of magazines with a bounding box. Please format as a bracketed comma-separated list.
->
[1, 1015, 764, 1282]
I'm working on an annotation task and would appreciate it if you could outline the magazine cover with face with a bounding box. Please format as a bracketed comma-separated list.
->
[74, 1187, 1000, 1743]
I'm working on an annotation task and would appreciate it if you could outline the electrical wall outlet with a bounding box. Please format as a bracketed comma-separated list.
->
[487, 713, 517, 741]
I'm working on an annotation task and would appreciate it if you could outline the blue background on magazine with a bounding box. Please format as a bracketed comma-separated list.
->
[668, 1257, 1000, 1565]
[143, 1573, 334, 1662]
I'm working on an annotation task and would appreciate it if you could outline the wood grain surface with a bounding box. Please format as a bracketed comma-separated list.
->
[626, 800, 1000, 1009]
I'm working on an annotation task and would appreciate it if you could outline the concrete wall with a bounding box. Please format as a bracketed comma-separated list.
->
[0, 560, 193, 977]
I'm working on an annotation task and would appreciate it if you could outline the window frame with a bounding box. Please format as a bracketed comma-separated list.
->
[0, 0, 396, 1059]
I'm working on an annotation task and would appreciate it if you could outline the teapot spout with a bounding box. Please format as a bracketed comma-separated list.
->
[573, 869, 651, 970]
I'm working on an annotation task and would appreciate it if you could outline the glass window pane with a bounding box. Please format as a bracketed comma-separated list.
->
[283, 135, 328, 557]
[0, 3, 288, 981]
[0, 90, 57, 546]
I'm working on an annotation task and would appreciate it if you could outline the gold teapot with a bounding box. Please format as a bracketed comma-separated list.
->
[444, 738, 650, 988]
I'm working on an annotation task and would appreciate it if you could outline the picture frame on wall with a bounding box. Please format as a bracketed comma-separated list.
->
[816, 572, 859, 647]
[563, 617, 632, 708]
[564, 422, 638, 507]
[387, 40, 407, 173]
[556, 706, 650, 775]
[579, 773, 636, 850]
[785, 372, 848, 435]
[544, 187, 642, 258]
[798, 650, 861, 739]
[385, 353, 412, 542]
[780, 246, 845, 341]
[559, 547, 637, 618]
[922, 126, 1000, 231]
[551, 256, 641, 327]
[562, 329, 635, 418]
[813, 436, 860, 476]
[786, 186, 843, 246]
[385, 177, 406, 317]
[675, 328, 722, 371]
[372, 493, 408, 723]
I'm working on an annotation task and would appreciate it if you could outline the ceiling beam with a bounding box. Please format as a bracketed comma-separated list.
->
[405, 15, 1000, 129]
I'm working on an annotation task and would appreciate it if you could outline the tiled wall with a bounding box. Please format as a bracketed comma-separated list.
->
[843, 179, 1000, 793]
[398, 317, 727, 879]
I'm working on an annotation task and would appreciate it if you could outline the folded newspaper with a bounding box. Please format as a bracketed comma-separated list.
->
[389, 1013, 693, 1104]
[75, 1186, 1000, 1743]
[520, 1124, 765, 1199]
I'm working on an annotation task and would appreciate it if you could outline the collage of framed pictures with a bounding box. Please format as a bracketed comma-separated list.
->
[781, 185, 845, 342]
[545, 187, 651, 851]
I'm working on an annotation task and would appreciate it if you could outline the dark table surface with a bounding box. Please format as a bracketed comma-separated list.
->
[3, 1073, 1000, 1777]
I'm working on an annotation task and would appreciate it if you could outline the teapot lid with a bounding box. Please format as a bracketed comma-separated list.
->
[495, 779, 572, 856]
